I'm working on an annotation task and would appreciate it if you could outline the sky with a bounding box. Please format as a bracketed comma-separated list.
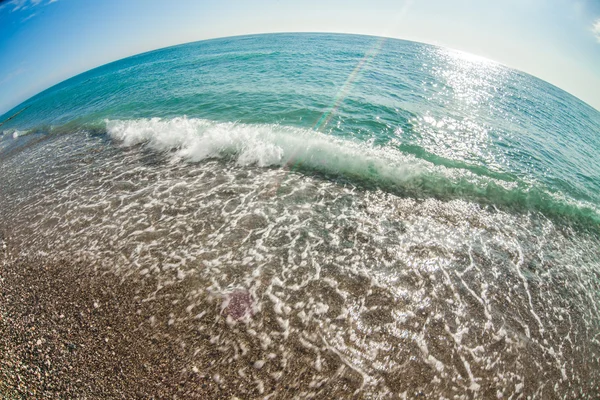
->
[1, 0, 600, 115]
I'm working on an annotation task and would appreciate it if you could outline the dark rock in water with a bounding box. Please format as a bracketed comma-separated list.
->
[222, 290, 254, 321]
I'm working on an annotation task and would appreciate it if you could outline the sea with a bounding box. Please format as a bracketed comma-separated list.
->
[1, 33, 599, 398]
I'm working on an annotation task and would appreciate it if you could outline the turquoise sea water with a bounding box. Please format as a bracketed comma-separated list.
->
[1, 33, 600, 397]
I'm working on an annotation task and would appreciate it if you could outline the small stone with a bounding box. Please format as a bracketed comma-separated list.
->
[222, 290, 254, 321]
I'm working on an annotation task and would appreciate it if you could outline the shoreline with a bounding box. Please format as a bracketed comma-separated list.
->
[0, 250, 367, 399]
[2, 204, 600, 399]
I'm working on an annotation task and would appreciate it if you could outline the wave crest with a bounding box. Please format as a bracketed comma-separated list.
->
[106, 116, 424, 179]
[105, 117, 600, 229]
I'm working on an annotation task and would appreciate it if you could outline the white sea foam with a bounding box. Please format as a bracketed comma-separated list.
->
[106, 117, 424, 184]
[0, 129, 25, 139]
[104, 117, 600, 224]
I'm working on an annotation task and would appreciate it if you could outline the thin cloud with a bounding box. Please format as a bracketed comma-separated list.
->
[593, 18, 600, 43]
[21, 11, 36, 22]
[0, 0, 56, 13]
[2, 0, 28, 12]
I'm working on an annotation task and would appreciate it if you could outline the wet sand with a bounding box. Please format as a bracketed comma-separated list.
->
[0, 246, 374, 399]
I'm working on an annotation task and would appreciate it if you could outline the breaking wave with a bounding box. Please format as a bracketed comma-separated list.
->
[105, 117, 600, 229]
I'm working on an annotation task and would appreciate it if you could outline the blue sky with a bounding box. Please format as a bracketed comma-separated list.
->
[1, 0, 600, 114]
